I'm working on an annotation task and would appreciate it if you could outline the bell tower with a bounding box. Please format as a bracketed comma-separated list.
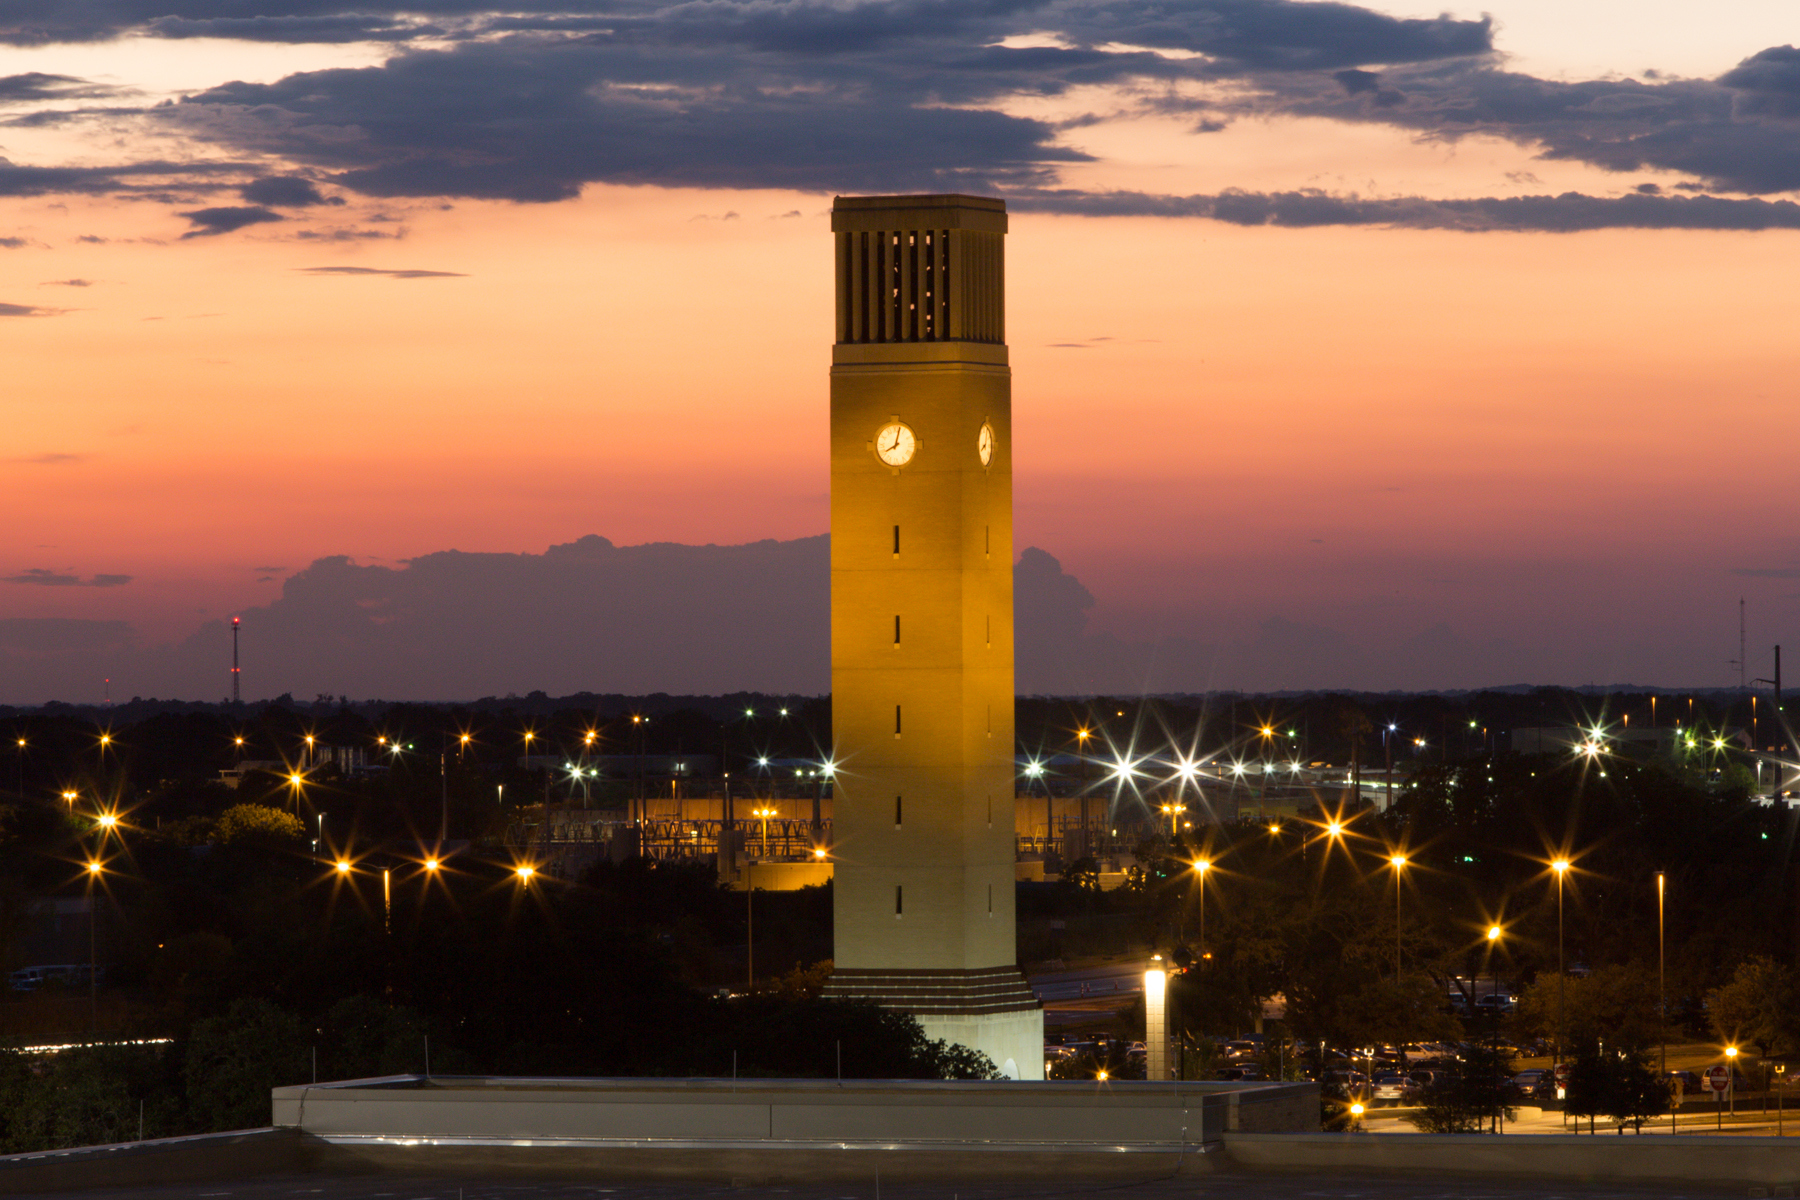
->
[821, 194, 1042, 1079]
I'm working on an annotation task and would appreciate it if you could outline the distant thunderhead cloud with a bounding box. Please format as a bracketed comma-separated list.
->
[298, 266, 467, 278]
[3, 568, 131, 587]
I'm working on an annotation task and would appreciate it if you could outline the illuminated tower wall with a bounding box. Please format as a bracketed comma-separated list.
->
[820, 194, 1042, 1080]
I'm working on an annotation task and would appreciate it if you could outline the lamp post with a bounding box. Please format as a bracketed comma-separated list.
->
[1194, 859, 1211, 957]
[1552, 859, 1570, 1066]
[1727, 1046, 1739, 1119]
[1160, 801, 1186, 841]
[1658, 871, 1668, 1129]
[1075, 727, 1093, 858]
[1025, 760, 1047, 856]
[13, 736, 23, 797]
[1485, 923, 1504, 1134]
[84, 858, 103, 1032]
[1389, 854, 1407, 981]
[753, 805, 776, 856]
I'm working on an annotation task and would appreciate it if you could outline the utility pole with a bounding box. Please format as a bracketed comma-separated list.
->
[231, 617, 241, 704]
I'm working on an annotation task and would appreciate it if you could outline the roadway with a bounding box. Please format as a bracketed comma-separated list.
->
[1028, 962, 1144, 1004]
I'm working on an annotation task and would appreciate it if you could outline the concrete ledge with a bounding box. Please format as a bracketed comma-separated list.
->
[1224, 1131, 1800, 1188]
[0, 1127, 307, 1195]
[272, 1075, 1315, 1179]
[276, 1076, 1296, 1149]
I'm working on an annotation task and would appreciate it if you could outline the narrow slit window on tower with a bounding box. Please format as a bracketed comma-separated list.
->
[895, 885, 903, 917]
[895, 795, 903, 827]
[985, 525, 990, 557]
[892, 524, 900, 557]
[988, 883, 993, 915]
[986, 703, 992, 738]
[894, 615, 901, 646]
[895, 704, 902, 738]
[986, 793, 992, 827]
[986, 615, 991, 648]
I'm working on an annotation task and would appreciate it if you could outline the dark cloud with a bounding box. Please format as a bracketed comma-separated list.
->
[0, 157, 242, 197]
[240, 174, 340, 206]
[41, 278, 92, 286]
[0, 72, 117, 101]
[170, 36, 1092, 202]
[1731, 566, 1800, 579]
[1719, 45, 1800, 118]
[16, 452, 85, 463]
[298, 265, 465, 277]
[0, 301, 61, 316]
[145, 13, 439, 42]
[1014, 187, 1800, 231]
[0, 236, 23, 247]
[177, 205, 285, 237]
[0, 0, 1794, 229]
[2, 568, 131, 586]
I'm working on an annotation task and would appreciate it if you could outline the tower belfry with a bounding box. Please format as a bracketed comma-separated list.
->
[821, 195, 1042, 1079]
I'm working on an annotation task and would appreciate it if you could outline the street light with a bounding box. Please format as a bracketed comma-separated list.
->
[1389, 854, 1407, 981]
[1551, 859, 1570, 1066]
[753, 804, 777, 856]
[1160, 801, 1186, 839]
[1726, 1046, 1740, 1119]
[1194, 859, 1211, 956]
[83, 857, 104, 1031]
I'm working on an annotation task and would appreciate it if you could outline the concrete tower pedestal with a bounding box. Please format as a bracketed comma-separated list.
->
[821, 194, 1042, 1079]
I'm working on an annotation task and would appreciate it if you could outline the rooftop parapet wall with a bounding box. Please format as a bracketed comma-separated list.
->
[272, 1075, 1316, 1155]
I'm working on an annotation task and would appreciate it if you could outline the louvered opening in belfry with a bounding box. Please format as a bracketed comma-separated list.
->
[837, 226, 1001, 345]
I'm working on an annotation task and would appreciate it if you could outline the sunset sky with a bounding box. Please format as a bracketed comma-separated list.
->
[3, 0, 1798, 703]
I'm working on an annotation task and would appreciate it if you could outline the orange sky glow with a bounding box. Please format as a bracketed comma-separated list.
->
[3, 0, 1798, 700]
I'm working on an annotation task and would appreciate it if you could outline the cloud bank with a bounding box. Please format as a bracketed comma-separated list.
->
[3, 0, 1798, 231]
[0, 535, 1714, 705]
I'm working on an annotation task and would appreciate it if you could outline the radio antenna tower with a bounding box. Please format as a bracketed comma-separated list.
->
[231, 617, 241, 704]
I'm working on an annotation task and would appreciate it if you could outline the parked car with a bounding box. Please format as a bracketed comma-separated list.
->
[1218, 1063, 1267, 1082]
[1370, 1074, 1410, 1105]
[1510, 1069, 1555, 1101]
[1224, 1040, 1261, 1059]
[6, 964, 98, 992]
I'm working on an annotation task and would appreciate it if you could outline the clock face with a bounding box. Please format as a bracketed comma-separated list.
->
[875, 421, 916, 467]
[977, 422, 995, 467]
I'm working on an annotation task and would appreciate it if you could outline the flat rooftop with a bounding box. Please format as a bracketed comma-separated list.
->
[0, 1169, 1748, 1200]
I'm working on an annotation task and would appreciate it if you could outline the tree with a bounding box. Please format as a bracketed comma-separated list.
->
[183, 997, 311, 1131]
[0, 1044, 177, 1152]
[1404, 1044, 1516, 1134]
[1565, 1045, 1669, 1133]
[213, 804, 304, 845]
[1337, 972, 1461, 1057]
[1706, 956, 1797, 1059]
[1513, 965, 1661, 1053]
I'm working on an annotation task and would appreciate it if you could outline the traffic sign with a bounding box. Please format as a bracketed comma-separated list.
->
[1706, 1065, 1731, 1093]
[1553, 1062, 1571, 1084]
